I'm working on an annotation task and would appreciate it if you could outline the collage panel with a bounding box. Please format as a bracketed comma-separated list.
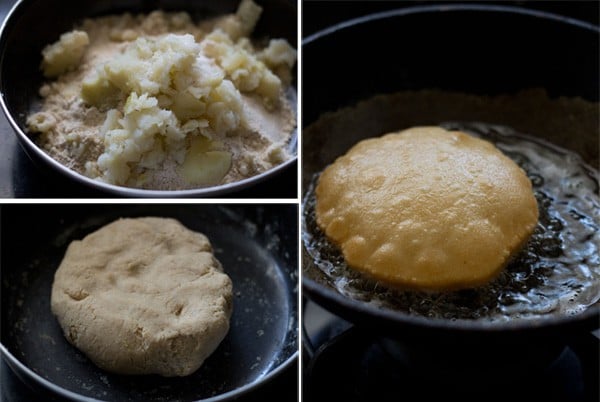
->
[301, 1, 599, 402]
[1, 203, 298, 400]
[0, 0, 297, 198]
[0, 0, 599, 401]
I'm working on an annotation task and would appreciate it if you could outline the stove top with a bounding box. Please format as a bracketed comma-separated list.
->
[302, 300, 599, 402]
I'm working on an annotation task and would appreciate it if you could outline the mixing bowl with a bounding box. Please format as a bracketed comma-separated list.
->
[0, 0, 297, 197]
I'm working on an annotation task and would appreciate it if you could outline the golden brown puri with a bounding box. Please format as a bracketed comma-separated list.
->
[315, 126, 539, 291]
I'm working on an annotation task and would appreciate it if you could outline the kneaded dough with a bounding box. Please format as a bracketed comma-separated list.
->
[315, 126, 539, 291]
[51, 217, 233, 377]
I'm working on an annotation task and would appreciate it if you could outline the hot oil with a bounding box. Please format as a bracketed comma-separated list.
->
[302, 122, 600, 321]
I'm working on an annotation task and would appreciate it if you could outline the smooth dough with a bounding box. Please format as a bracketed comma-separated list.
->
[315, 126, 539, 291]
[51, 217, 233, 377]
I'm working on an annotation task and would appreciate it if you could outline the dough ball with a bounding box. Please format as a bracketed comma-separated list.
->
[315, 126, 539, 291]
[51, 217, 233, 377]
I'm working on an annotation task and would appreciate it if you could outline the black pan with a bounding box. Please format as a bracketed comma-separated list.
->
[301, 4, 599, 342]
[1, 204, 298, 401]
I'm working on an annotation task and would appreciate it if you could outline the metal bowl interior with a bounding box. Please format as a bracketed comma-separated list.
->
[301, 4, 600, 338]
[0, 0, 297, 197]
[1, 204, 298, 401]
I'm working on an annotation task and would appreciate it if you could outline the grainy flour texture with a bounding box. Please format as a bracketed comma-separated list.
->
[50, 217, 233, 377]
[27, 0, 296, 190]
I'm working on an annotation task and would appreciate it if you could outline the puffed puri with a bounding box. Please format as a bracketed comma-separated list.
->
[50, 217, 233, 377]
[315, 126, 539, 291]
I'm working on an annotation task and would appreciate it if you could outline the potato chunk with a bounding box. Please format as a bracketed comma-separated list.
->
[41, 30, 89, 77]
[180, 136, 232, 185]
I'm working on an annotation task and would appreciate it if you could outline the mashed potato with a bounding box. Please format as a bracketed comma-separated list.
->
[27, 0, 296, 190]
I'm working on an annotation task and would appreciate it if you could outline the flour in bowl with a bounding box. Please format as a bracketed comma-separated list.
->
[26, 0, 296, 190]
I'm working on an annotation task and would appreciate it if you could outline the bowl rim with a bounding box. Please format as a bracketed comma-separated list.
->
[303, 2, 599, 46]
[0, 0, 298, 198]
[1, 342, 299, 402]
[302, 274, 600, 333]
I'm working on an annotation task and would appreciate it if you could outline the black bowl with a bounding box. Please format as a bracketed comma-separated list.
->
[302, 4, 600, 341]
[1, 204, 299, 401]
[0, 0, 297, 197]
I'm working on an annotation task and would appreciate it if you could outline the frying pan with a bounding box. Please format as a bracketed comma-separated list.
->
[1, 204, 298, 401]
[0, 0, 297, 197]
[301, 4, 600, 343]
